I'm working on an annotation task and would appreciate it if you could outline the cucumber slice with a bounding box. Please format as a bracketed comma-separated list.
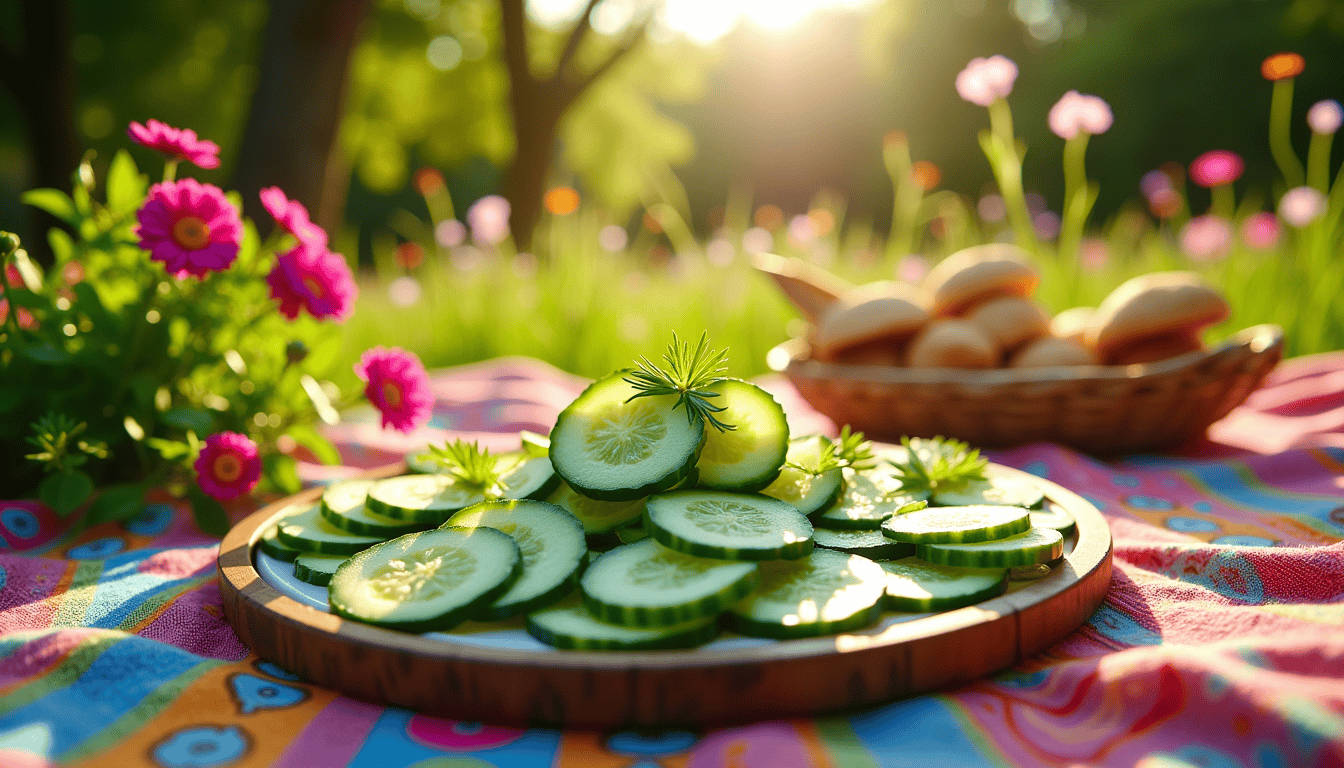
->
[759, 436, 844, 516]
[813, 468, 931, 530]
[879, 557, 1007, 612]
[526, 595, 719, 650]
[258, 525, 303, 563]
[545, 480, 646, 534]
[404, 451, 441, 475]
[445, 499, 588, 619]
[694, 379, 789, 493]
[276, 504, 385, 555]
[812, 528, 913, 561]
[932, 476, 1046, 509]
[520, 430, 551, 457]
[321, 480, 429, 537]
[328, 527, 522, 633]
[725, 549, 886, 639]
[550, 372, 704, 501]
[293, 553, 348, 586]
[616, 525, 649, 544]
[644, 490, 814, 561]
[581, 539, 758, 626]
[365, 454, 558, 524]
[917, 527, 1065, 568]
[881, 505, 1032, 545]
[1029, 504, 1076, 534]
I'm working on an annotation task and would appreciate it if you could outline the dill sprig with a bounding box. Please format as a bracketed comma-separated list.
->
[788, 426, 877, 475]
[427, 439, 507, 498]
[624, 332, 735, 433]
[887, 435, 987, 494]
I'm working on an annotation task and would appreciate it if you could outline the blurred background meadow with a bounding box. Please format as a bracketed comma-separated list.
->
[4, 0, 1344, 388]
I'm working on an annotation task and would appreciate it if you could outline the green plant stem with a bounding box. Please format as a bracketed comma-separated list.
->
[1307, 130, 1334, 194]
[884, 136, 920, 262]
[986, 99, 1038, 256]
[1269, 79, 1305, 188]
[1210, 184, 1236, 220]
[1058, 132, 1093, 290]
[163, 160, 179, 183]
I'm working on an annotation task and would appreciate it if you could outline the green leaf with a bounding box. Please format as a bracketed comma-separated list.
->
[20, 343, 74, 366]
[188, 489, 231, 538]
[162, 408, 214, 435]
[264, 454, 302, 495]
[146, 437, 191, 460]
[106, 150, 147, 215]
[39, 470, 95, 516]
[47, 228, 75, 264]
[21, 189, 80, 227]
[286, 424, 342, 466]
[84, 484, 147, 526]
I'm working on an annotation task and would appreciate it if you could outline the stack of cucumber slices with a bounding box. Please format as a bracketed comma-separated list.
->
[256, 338, 1076, 650]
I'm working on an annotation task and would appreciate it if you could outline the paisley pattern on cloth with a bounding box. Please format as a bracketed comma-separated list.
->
[0, 354, 1342, 767]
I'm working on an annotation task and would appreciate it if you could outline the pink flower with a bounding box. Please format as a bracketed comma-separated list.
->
[1180, 215, 1233, 261]
[128, 119, 220, 170]
[468, 195, 512, 246]
[1307, 100, 1343, 135]
[266, 243, 358, 322]
[135, 178, 243, 279]
[355, 347, 434, 433]
[260, 187, 327, 250]
[1140, 170, 1173, 198]
[1189, 150, 1244, 188]
[195, 432, 261, 501]
[1240, 212, 1281, 250]
[1048, 91, 1113, 140]
[955, 56, 1018, 107]
[1278, 186, 1327, 227]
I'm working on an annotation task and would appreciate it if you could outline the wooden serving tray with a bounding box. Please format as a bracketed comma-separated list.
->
[218, 460, 1112, 728]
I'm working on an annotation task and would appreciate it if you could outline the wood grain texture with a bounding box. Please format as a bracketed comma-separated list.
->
[219, 461, 1111, 728]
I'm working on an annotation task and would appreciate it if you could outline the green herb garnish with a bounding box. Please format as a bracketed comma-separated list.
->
[426, 439, 507, 498]
[788, 425, 876, 475]
[624, 332, 735, 433]
[887, 436, 987, 494]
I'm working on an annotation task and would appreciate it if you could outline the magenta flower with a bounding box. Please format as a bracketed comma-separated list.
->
[955, 55, 1018, 107]
[1308, 100, 1343, 135]
[195, 432, 261, 501]
[128, 119, 221, 170]
[1180, 215, 1233, 261]
[1048, 91, 1113, 140]
[266, 243, 358, 322]
[468, 195, 512, 246]
[1278, 186, 1327, 227]
[135, 178, 243, 279]
[1240, 212, 1281, 250]
[355, 347, 434, 433]
[260, 187, 327, 250]
[1189, 150, 1244, 188]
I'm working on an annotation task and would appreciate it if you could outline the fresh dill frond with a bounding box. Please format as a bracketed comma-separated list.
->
[624, 332, 735, 433]
[427, 439, 507, 498]
[787, 425, 877, 475]
[887, 435, 987, 494]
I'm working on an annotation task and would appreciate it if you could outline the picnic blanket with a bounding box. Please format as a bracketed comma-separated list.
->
[1, 354, 1343, 768]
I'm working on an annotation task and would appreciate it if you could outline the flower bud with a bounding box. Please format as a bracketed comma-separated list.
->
[285, 340, 309, 365]
[0, 231, 18, 257]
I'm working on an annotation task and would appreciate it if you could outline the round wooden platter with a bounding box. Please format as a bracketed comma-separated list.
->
[218, 460, 1112, 729]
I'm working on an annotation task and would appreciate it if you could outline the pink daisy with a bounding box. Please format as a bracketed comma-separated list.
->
[468, 195, 512, 246]
[1047, 91, 1113, 140]
[1180, 215, 1233, 262]
[355, 347, 434, 433]
[1240, 212, 1281, 250]
[128, 119, 221, 170]
[1189, 150, 1244, 188]
[194, 432, 262, 501]
[259, 186, 327, 250]
[135, 178, 243, 279]
[266, 243, 358, 322]
[955, 55, 1018, 107]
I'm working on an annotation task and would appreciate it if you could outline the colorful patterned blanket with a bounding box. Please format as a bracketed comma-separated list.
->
[1, 355, 1342, 768]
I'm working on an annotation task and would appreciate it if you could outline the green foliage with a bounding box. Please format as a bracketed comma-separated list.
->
[625, 332, 734, 433]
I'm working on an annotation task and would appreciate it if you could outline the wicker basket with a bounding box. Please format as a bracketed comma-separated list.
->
[770, 324, 1284, 455]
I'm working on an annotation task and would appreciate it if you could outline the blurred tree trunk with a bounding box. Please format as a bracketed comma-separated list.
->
[0, 0, 80, 268]
[499, 0, 646, 251]
[232, 0, 372, 240]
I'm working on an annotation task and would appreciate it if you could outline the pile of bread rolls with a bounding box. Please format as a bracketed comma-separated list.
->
[804, 244, 1231, 369]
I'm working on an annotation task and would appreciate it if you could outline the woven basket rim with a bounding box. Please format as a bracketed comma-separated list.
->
[770, 324, 1284, 387]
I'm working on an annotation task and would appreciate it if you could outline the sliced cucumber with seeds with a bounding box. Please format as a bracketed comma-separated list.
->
[694, 379, 789, 492]
[276, 504, 385, 555]
[813, 468, 930, 530]
[550, 372, 704, 501]
[258, 525, 303, 562]
[813, 528, 913, 560]
[932, 476, 1045, 509]
[644, 490, 814, 561]
[581, 538, 758, 626]
[879, 557, 1007, 612]
[526, 595, 719, 650]
[365, 454, 558, 524]
[881, 505, 1031, 545]
[445, 499, 588, 620]
[321, 480, 429, 537]
[545, 480, 646, 534]
[329, 527, 522, 633]
[725, 549, 886, 639]
[916, 526, 1064, 568]
[759, 435, 844, 516]
[1029, 504, 1076, 534]
[294, 553, 348, 586]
